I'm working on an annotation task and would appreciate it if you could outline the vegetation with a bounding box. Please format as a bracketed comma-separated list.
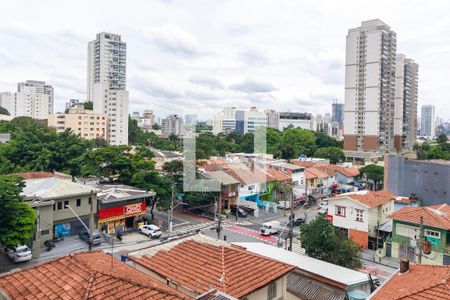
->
[83, 101, 93, 110]
[360, 164, 384, 190]
[300, 214, 362, 269]
[0, 176, 36, 247]
[415, 134, 450, 160]
[0, 106, 10, 115]
[314, 147, 345, 164]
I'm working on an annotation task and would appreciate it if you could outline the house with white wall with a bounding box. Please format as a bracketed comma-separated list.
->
[325, 190, 397, 249]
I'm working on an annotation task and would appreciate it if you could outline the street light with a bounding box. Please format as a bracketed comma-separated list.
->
[168, 202, 188, 232]
[65, 204, 92, 250]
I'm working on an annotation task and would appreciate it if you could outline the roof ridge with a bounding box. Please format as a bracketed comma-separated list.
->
[396, 275, 449, 299]
[219, 246, 227, 292]
[82, 271, 97, 300]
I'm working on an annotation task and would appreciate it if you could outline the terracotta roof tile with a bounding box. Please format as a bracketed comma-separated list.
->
[388, 204, 450, 230]
[330, 190, 397, 208]
[370, 264, 450, 299]
[0, 251, 190, 300]
[264, 168, 292, 182]
[306, 167, 329, 179]
[128, 237, 294, 298]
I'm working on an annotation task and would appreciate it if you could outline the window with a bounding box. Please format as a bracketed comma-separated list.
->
[57, 202, 62, 210]
[267, 281, 277, 300]
[355, 209, 364, 222]
[76, 198, 81, 207]
[89, 197, 92, 205]
[425, 229, 441, 239]
[335, 206, 346, 217]
[64, 200, 69, 209]
[396, 224, 419, 239]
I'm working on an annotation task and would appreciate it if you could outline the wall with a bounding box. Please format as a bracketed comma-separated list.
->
[327, 198, 368, 233]
[386, 155, 450, 205]
[52, 194, 95, 222]
[243, 276, 288, 300]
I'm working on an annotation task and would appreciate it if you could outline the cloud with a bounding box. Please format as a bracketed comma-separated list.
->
[229, 79, 278, 93]
[147, 24, 203, 57]
[188, 75, 224, 90]
[238, 48, 271, 66]
[129, 76, 183, 99]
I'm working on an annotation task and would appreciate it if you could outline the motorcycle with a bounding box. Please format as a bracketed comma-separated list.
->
[44, 240, 55, 251]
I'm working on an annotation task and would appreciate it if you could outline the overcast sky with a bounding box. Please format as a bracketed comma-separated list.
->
[0, 0, 449, 120]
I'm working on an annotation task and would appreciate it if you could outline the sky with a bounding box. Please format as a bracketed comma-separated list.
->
[0, 0, 449, 120]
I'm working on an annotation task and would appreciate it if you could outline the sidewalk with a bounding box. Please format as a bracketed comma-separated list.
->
[361, 249, 400, 268]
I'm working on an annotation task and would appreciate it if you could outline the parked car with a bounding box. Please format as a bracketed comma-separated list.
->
[138, 224, 162, 238]
[79, 231, 103, 246]
[5, 245, 32, 263]
[230, 206, 248, 218]
[288, 217, 305, 227]
[260, 220, 282, 236]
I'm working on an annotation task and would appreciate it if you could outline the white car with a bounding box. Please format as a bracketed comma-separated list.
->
[260, 221, 282, 236]
[138, 224, 162, 238]
[5, 245, 32, 263]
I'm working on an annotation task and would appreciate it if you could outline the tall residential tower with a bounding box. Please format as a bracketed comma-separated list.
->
[87, 32, 128, 145]
[16, 80, 54, 120]
[394, 54, 418, 152]
[421, 105, 435, 137]
[343, 19, 397, 153]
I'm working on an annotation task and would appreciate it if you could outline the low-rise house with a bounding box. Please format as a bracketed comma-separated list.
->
[369, 262, 450, 299]
[0, 133, 10, 144]
[19, 176, 98, 251]
[0, 251, 189, 299]
[305, 167, 332, 196]
[203, 170, 240, 211]
[326, 191, 398, 249]
[387, 204, 450, 265]
[238, 242, 377, 300]
[126, 234, 295, 300]
[95, 184, 155, 235]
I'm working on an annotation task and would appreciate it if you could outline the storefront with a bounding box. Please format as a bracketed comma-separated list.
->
[98, 200, 147, 234]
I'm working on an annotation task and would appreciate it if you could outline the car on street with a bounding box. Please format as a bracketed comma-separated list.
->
[230, 206, 248, 218]
[138, 224, 162, 238]
[79, 231, 103, 246]
[5, 245, 32, 263]
[260, 220, 282, 235]
[288, 217, 306, 227]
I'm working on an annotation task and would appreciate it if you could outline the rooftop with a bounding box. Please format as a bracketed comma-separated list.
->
[369, 264, 450, 299]
[203, 170, 240, 186]
[388, 204, 450, 230]
[0, 251, 189, 300]
[328, 190, 397, 208]
[236, 242, 372, 289]
[127, 234, 294, 298]
[95, 184, 155, 203]
[21, 177, 96, 200]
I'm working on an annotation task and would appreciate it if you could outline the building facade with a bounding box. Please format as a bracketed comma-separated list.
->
[88, 32, 128, 145]
[48, 105, 108, 141]
[421, 105, 436, 137]
[331, 100, 344, 126]
[278, 112, 312, 131]
[0, 91, 16, 117]
[16, 80, 54, 119]
[213, 107, 237, 134]
[394, 54, 418, 152]
[344, 19, 397, 153]
[161, 114, 183, 137]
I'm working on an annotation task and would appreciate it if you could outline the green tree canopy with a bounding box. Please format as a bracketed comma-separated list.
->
[83, 101, 93, 110]
[0, 175, 36, 247]
[280, 128, 317, 159]
[300, 214, 362, 269]
[0, 106, 10, 115]
[314, 147, 345, 164]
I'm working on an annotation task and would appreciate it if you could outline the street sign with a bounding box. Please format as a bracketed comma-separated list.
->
[175, 193, 185, 198]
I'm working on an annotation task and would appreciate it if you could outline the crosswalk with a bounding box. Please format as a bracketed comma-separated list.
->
[172, 221, 216, 235]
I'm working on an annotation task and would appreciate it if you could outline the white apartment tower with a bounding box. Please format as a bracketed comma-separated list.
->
[16, 80, 54, 119]
[344, 19, 397, 153]
[421, 105, 435, 137]
[161, 114, 183, 138]
[0, 92, 17, 117]
[88, 32, 128, 145]
[394, 54, 418, 152]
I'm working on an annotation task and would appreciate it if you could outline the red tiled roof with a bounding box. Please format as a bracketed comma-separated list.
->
[306, 167, 329, 179]
[0, 251, 189, 300]
[265, 168, 292, 182]
[225, 166, 274, 185]
[10, 171, 70, 180]
[290, 161, 317, 168]
[305, 169, 317, 180]
[370, 264, 450, 299]
[326, 165, 360, 177]
[128, 239, 294, 298]
[388, 204, 450, 230]
[330, 190, 397, 208]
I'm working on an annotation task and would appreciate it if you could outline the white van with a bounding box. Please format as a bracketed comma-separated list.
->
[260, 220, 281, 236]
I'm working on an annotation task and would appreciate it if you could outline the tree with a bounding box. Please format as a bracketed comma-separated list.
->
[128, 116, 146, 145]
[280, 128, 317, 159]
[314, 147, 345, 164]
[315, 132, 341, 148]
[300, 214, 362, 269]
[0, 176, 36, 247]
[360, 164, 384, 190]
[83, 101, 93, 110]
[152, 123, 161, 130]
[91, 137, 108, 148]
[436, 133, 448, 145]
[265, 128, 283, 157]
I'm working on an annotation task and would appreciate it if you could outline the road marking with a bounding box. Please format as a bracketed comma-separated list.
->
[225, 225, 277, 244]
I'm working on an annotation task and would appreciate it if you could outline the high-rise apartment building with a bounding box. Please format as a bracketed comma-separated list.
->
[244, 107, 267, 133]
[161, 114, 183, 138]
[343, 19, 397, 153]
[48, 104, 108, 141]
[265, 109, 279, 129]
[331, 100, 344, 126]
[421, 105, 436, 137]
[16, 80, 54, 119]
[394, 54, 418, 151]
[278, 112, 312, 131]
[88, 32, 128, 145]
[213, 107, 237, 134]
[0, 92, 16, 117]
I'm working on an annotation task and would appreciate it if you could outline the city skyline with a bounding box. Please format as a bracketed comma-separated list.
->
[0, 1, 449, 120]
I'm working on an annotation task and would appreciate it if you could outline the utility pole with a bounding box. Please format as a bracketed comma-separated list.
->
[169, 184, 175, 232]
[375, 220, 379, 251]
[418, 216, 424, 264]
[288, 185, 294, 251]
[216, 192, 222, 239]
[89, 190, 94, 251]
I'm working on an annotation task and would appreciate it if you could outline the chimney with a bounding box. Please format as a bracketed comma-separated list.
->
[399, 258, 409, 274]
